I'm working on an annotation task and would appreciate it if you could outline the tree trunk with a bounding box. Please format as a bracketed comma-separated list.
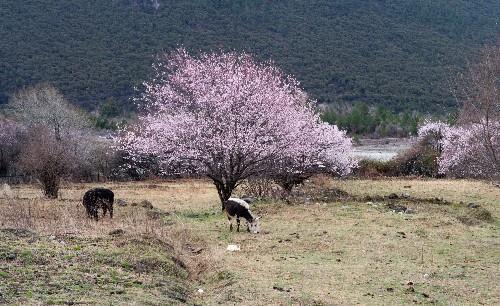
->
[213, 179, 236, 210]
[276, 175, 309, 195]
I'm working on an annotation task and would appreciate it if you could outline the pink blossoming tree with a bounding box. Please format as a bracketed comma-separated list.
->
[439, 41, 499, 179]
[271, 122, 355, 192]
[439, 122, 499, 179]
[417, 41, 499, 180]
[120, 49, 355, 205]
[418, 121, 499, 179]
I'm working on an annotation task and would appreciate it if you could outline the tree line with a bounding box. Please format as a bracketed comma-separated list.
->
[321, 103, 421, 138]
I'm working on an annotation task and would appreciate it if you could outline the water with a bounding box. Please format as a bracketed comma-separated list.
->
[353, 138, 414, 161]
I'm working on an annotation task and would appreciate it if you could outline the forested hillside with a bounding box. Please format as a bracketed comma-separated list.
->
[1, 0, 499, 113]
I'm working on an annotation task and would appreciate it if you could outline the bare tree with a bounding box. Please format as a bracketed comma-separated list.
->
[9, 84, 89, 140]
[456, 41, 500, 123]
[73, 136, 116, 182]
[17, 127, 78, 198]
[9, 84, 93, 197]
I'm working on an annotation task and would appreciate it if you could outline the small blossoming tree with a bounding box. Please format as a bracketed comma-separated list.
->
[439, 122, 499, 179]
[418, 121, 499, 179]
[120, 49, 355, 205]
[416, 41, 499, 180]
[271, 122, 355, 192]
[435, 41, 499, 179]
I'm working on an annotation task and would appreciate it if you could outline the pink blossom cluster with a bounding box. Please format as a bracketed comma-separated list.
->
[417, 121, 450, 140]
[274, 122, 355, 177]
[119, 49, 355, 200]
[418, 121, 499, 179]
[439, 121, 499, 178]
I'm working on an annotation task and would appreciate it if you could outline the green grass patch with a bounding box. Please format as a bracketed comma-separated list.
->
[0, 231, 191, 305]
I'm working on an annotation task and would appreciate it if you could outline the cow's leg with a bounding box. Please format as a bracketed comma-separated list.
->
[90, 195, 98, 221]
[93, 207, 99, 221]
[109, 204, 113, 219]
[87, 205, 93, 219]
[102, 204, 107, 217]
[237, 218, 240, 232]
[84, 205, 91, 218]
[228, 217, 233, 231]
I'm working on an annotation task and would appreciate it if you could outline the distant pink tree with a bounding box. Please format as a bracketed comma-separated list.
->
[120, 49, 355, 204]
[417, 121, 449, 152]
[437, 40, 500, 180]
[439, 122, 499, 179]
[418, 121, 499, 179]
[416, 41, 499, 180]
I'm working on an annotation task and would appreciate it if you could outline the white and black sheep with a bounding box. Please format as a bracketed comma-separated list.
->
[223, 198, 261, 233]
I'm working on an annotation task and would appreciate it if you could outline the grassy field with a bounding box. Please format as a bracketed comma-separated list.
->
[0, 178, 499, 305]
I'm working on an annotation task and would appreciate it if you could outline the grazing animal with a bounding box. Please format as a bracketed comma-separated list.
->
[82, 188, 114, 221]
[223, 198, 261, 233]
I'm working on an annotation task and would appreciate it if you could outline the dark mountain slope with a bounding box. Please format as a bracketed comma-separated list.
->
[1, 0, 499, 113]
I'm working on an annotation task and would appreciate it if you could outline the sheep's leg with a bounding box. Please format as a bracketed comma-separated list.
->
[237, 218, 240, 232]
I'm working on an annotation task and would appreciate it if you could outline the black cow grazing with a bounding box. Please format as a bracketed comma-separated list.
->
[82, 188, 114, 221]
[223, 198, 261, 233]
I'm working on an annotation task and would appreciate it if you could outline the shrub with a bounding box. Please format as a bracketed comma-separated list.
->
[389, 141, 440, 177]
[239, 178, 278, 200]
[354, 159, 392, 177]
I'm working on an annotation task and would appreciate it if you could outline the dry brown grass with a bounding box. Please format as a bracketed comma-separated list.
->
[0, 182, 219, 304]
[1, 177, 499, 305]
[0, 195, 217, 277]
[326, 177, 500, 216]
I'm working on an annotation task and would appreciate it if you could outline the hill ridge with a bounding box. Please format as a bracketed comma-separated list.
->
[1, 0, 499, 113]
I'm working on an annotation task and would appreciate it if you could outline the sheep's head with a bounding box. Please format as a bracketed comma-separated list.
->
[247, 217, 261, 234]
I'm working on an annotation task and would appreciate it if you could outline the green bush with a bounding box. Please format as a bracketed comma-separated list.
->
[389, 144, 440, 177]
[354, 159, 393, 177]
[354, 134, 442, 178]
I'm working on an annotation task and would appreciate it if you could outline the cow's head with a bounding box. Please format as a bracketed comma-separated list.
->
[247, 216, 261, 234]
